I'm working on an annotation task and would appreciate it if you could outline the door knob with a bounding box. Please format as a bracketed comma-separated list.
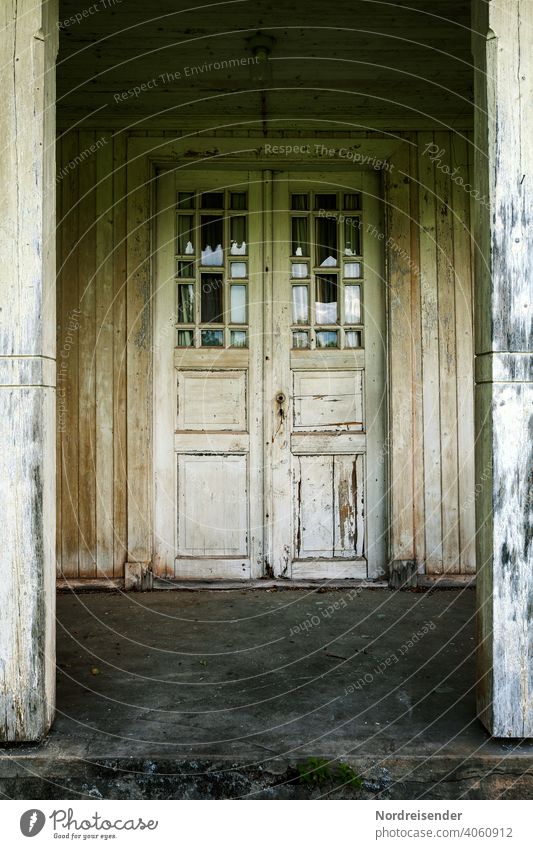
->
[274, 392, 287, 436]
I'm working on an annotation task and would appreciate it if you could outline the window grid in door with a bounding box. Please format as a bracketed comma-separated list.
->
[175, 189, 249, 348]
[290, 191, 364, 350]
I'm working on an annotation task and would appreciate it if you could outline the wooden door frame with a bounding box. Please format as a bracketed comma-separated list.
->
[124, 133, 405, 580]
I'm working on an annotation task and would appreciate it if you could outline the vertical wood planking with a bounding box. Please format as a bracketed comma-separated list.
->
[434, 132, 460, 572]
[59, 130, 80, 577]
[153, 168, 176, 578]
[55, 136, 63, 576]
[113, 132, 128, 576]
[77, 130, 97, 577]
[418, 131, 443, 572]
[409, 136, 425, 568]
[95, 137, 115, 577]
[452, 133, 476, 572]
[126, 141, 152, 563]
[386, 141, 415, 562]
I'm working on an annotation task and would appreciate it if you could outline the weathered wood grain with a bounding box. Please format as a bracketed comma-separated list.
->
[58, 131, 80, 577]
[385, 141, 415, 562]
[77, 130, 97, 578]
[418, 131, 443, 572]
[473, 0, 533, 737]
[125, 141, 153, 563]
[0, 0, 58, 741]
[112, 132, 128, 577]
[409, 135, 425, 569]
[451, 134, 476, 574]
[434, 132, 460, 572]
[95, 136, 115, 577]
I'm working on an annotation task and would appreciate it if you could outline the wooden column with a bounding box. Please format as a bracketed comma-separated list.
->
[0, 0, 58, 740]
[473, 0, 533, 737]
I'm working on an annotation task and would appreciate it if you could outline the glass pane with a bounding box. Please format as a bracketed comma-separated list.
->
[292, 285, 309, 324]
[230, 216, 247, 255]
[291, 194, 309, 210]
[343, 193, 361, 211]
[200, 274, 223, 323]
[291, 263, 309, 278]
[200, 215, 223, 265]
[201, 192, 223, 208]
[291, 217, 308, 256]
[201, 329, 224, 347]
[230, 330, 247, 348]
[316, 330, 338, 348]
[177, 215, 194, 255]
[177, 329, 194, 347]
[315, 194, 337, 210]
[230, 262, 247, 279]
[344, 220, 361, 256]
[344, 285, 361, 324]
[230, 285, 247, 324]
[177, 191, 195, 208]
[316, 218, 338, 267]
[177, 260, 195, 278]
[345, 330, 362, 348]
[230, 192, 247, 209]
[177, 284, 195, 323]
[345, 262, 362, 278]
[292, 330, 309, 349]
[315, 274, 338, 324]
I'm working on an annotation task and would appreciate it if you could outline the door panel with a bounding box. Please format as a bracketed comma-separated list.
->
[293, 453, 365, 559]
[269, 172, 386, 580]
[177, 454, 248, 556]
[177, 370, 247, 431]
[154, 170, 263, 579]
[293, 371, 364, 430]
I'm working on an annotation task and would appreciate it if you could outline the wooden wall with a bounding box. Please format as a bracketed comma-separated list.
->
[57, 130, 128, 578]
[56, 128, 475, 579]
[386, 131, 476, 575]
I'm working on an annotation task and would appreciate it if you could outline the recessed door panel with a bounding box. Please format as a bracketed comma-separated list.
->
[293, 455, 336, 558]
[177, 454, 248, 556]
[177, 371, 247, 431]
[293, 370, 364, 430]
[293, 454, 365, 560]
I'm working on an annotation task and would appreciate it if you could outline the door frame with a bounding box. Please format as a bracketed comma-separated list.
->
[150, 149, 390, 580]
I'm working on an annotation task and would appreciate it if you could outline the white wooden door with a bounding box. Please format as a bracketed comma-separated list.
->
[267, 172, 387, 579]
[154, 168, 386, 580]
[154, 170, 264, 579]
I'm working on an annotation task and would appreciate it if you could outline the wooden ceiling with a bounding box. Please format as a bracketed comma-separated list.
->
[56, 0, 474, 129]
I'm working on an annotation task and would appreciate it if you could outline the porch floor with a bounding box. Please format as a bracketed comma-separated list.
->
[2, 587, 533, 799]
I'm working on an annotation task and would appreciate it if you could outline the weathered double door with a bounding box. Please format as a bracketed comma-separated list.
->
[154, 169, 386, 580]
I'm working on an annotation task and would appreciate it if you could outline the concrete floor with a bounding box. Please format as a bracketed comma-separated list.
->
[1, 587, 532, 799]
